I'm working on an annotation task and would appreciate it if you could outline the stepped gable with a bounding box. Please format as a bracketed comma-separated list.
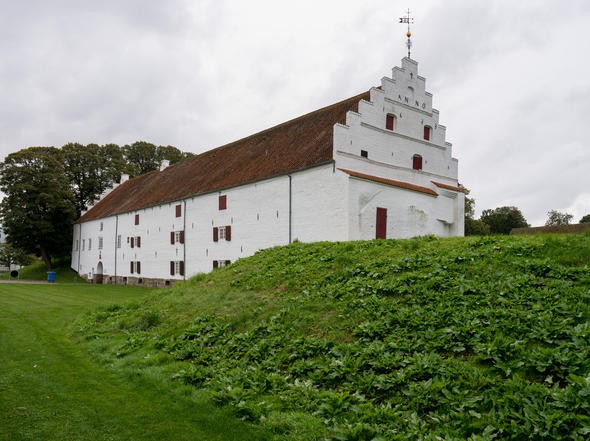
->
[78, 90, 370, 222]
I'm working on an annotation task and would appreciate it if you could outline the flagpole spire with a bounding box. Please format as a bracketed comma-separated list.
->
[399, 9, 414, 59]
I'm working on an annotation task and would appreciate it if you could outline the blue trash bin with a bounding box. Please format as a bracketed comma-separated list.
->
[47, 271, 56, 283]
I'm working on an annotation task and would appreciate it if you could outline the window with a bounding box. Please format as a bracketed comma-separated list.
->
[213, 225, 232, 242]
[88, 238, 92, 251]
[219, 195, 227, 210]
[170, 231, 185, 244]
[423, 125, 431, 141]
[135, 236, 141, 248]
[117, 235, 122, 249]
[386, 114, 395, 131]
[98, 237, 103, 250]
[82, 239, 85, 251]
[360, 150, 368, 158]
[170, 260, 185, 276]
[135, 214, 140, 225]
[213, 260, 231, 269]
[412, 154, 423, 171]
[130, 261, 141, 274]
[99, 222, 104, 231]
[175, 204, 182, 217]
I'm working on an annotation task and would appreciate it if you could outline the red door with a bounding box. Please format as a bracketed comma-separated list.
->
[376, 207, 387, 239]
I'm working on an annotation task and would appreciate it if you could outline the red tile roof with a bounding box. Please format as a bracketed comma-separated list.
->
[79, 91, 371, 222]
[338, 169, 438, 196]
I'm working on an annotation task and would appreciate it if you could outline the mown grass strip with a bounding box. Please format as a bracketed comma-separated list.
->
[0, 283, 270, 441]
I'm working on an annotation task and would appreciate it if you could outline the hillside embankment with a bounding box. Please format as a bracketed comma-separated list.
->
[75, 234, 590, 440]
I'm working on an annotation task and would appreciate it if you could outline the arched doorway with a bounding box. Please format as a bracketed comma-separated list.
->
[94, 261, 104, 284]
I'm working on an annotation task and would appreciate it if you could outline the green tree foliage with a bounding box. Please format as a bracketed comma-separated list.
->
[0, 147, 76, 269]
[462, 186, 490, 236]
[480, 206, 529, 234]
[62, 143, 127, 217]
[580, 214, 590, 224]
[464, 217, 491, 235]
[0, 243, 33, 267]
[123, 141, 193, 176]
[123, 141, 160, 176]
[545, 210, 573, 226]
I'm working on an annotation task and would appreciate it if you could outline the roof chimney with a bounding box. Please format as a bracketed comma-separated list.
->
[160, 159, 170, 171]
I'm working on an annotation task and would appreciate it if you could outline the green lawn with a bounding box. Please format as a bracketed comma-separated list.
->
[0, 283, 269, 441]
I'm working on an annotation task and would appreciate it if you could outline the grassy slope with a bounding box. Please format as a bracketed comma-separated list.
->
[0, 284, 270, 441]
[0, 259, 84, 283]
[74, 235, 590, 440]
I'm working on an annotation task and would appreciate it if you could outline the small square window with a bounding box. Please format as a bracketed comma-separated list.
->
[175, 204, 182, 217]
[219, 195, 227, 210]
[361, 150, 368, 158]
[135, 214, 140, 225]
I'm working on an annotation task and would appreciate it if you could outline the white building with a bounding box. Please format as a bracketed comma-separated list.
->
[72, 57, 464, 286]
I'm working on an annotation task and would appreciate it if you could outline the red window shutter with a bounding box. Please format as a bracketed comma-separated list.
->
[170, 261, 175, 276]
[175, 204, 181, 217]
[135, 214, 139, 225]
[219, 195, 227, 210]
[136, 236, 141, 248]
[170, 231, 175, 244]
[412, 155, 423, 170]
[180, 231, 185, 244]
[130, 237, 134, 248]
[136, 261, 141, 274]
[213, 227, 219, 242]
[179, 261, 185, 276]
[213, 260, 219, 269]
[130, 261, 134, 274]
[386, 114, 394, 130]
[423, 126, 431, 141]
[225, 225, 231, 241]
[376, 207, 387, 239]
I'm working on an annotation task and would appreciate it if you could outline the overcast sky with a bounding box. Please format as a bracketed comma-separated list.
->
[1, 0, 589, 226]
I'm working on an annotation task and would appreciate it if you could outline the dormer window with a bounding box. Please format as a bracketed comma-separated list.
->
[423, 125, 432, 141]
[412, 154, 423, 171]
[386, 114, 395, 131]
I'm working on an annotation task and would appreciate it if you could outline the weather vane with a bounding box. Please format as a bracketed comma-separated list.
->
[399, 9, 414, 58]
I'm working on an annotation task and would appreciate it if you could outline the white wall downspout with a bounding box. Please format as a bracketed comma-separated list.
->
[183, 199, 187, 280]
[288, 174, 292, 244]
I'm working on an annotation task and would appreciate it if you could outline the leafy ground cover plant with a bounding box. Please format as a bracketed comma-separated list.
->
[75, 234, 590, 440]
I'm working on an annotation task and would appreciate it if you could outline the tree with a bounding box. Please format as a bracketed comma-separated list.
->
[579, 214, 590, 224]
[62, 143, 127, 217]
[480, 206, 529, 234]
[123, 141, 160, 176]
[0, 147, 76, 269]
[461, 186, 490, 236]
[545, 210, 573, 226]
[465, 218, 491, 236]
[123, 142, 193, 177]
[0, 243, 32, 267]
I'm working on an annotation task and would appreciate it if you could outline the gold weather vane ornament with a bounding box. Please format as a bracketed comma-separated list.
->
[399, 9, 414, 58]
